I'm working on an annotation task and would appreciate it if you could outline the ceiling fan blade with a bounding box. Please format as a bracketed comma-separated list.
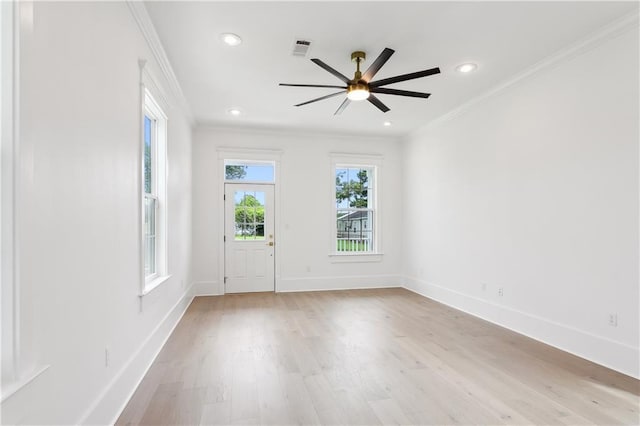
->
[310, 58, 352, 84]
[370, 87, 431, 98]
[294, 91, 345, 107]
[367, 94, 390, 113]
[334, 98, 351, 115]
[280, 83, 347, 89]
[361, 48, 395, 82]
[369, 67, 441, 87]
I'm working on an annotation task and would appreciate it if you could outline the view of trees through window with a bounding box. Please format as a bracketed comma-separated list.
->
[336, 167, 374, 252]
[225, 162, 275, 182]
[234, 191, 265, 240]
[225, 165, 247, 180]
[336, 168, 369, 208]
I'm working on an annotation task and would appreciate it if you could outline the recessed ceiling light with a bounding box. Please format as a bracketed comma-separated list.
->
[383, 121, 392, 127]
[227, 108, 242, 116]
[220, 33, 242, 46]
[456, 63, 478, 73]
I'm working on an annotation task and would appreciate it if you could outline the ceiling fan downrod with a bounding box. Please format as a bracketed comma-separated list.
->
[351, 51, 366, 81]
[348, 51, 370, 101]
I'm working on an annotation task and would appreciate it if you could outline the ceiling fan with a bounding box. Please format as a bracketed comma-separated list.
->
[280, 48, 440, 115]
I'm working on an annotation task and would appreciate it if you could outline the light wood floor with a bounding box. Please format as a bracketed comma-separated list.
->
[117, 288, 639, 425]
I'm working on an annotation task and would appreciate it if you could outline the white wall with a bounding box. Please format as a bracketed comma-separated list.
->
[402, 27, 639, 378]
[192, 127, 403, 295]
[1, 3, 193, 424]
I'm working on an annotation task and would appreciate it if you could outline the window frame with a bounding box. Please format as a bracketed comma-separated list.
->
[329, 153, 383, 262]
[140, 86, 169, 295]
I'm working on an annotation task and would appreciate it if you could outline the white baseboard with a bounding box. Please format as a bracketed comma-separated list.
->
[78, 283, 195, 425]
[192, 280, 221, 296]
[277, 274, 401, 293]
[403, 276, 639, 379]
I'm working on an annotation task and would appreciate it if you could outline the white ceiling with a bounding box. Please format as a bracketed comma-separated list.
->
[145, 1, 637, 137]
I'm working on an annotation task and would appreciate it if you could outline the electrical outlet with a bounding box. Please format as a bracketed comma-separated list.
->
[306, 265, 311, 272]
[608, 314, 618, 327]
[481, 283, 487, 292]
[498, 287, 504, 297]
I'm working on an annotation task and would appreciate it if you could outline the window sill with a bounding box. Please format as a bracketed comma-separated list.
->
[140, 274, 172, 297]
[329, 253, 383, 263]
[1, 364, 50, 403]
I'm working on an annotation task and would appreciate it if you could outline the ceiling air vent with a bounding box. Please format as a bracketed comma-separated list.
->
[292, 39, 312, 57]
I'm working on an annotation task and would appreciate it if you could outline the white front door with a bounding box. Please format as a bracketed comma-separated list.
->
[224, 183, 275, 293]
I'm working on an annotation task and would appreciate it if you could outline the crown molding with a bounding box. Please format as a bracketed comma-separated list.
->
[196, 122, 401, 143]
[410, 9, 639, 139]
[127, 1, 194, 125]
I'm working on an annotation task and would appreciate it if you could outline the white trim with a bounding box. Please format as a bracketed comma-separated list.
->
[0, 364, 49, 403]
[126, 1, 193, 124]
[403, 277, 640, 380]
[277, 275, 401, 293]
[217, 148, 282, 294]
[139, 274, 172, 297]
[191, 281, 222, 296]
[198, 123, 402, 142]
[79, 283, 195, 425]
[411, 9, 640, 137]
[217, 146, 284, 159]
[141, 64, 170, 116]
[1, 0, 19, 387]
[329, 253, 383, 263]
[329, 152, 383, 163]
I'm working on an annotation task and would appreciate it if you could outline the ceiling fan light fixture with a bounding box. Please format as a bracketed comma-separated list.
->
[220, 33, 242, 46]
[279, 47, 440, 114]
[456, 62, 477, 73]
[347, 83, 370, 101]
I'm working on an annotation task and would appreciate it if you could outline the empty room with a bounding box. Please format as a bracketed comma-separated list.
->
[1, 1, 638, 425]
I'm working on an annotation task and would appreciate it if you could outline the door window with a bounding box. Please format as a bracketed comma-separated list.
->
[234, 190, 266, 240]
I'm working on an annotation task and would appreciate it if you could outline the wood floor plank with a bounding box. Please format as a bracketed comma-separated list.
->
[368, 399, 413, 425]
[117, 288, 640, 426]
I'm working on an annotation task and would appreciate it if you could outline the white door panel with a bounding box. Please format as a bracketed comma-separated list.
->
[224, 184, 275, 293]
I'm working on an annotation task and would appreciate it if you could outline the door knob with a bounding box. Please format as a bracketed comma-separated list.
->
[267, 242, 274, 246]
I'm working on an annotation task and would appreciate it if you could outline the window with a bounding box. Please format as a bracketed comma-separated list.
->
[234, 190, 266, 240]
[333, 161, 378, 255]
[224, 160, 275, 182]
[142, 89, 168, 291]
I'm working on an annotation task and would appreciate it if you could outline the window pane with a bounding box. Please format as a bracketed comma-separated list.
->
[234, 191, 266, 240]
[336, 209, 373, 252]
[144, 115, 153, 194]
[144, 196, 156, 275]
[335, 167, 370, 208]
[225, 162, 275, 182]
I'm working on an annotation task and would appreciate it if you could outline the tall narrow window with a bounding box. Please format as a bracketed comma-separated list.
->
[142, 90, 168, 291]
[334, 165, 376, 253]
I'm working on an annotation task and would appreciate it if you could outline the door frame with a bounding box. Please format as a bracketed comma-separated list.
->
[216, 147, 282, 295]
